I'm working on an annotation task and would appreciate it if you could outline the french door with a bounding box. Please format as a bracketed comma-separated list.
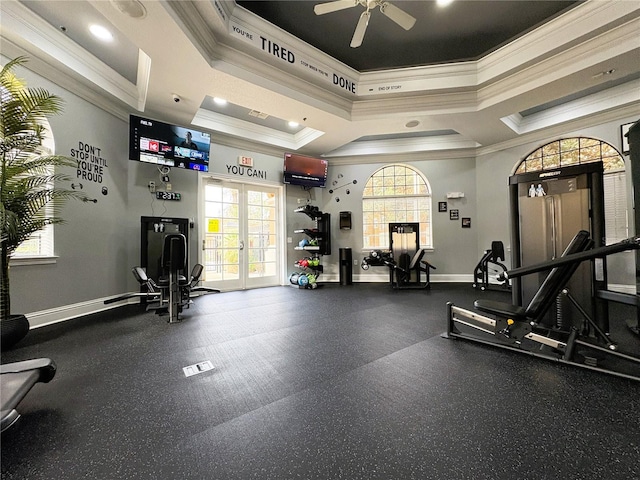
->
[200, 179, 282, 291]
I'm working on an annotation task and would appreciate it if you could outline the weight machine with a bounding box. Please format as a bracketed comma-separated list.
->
[105, 234, 219, 322]
[472, 240, 509, 291]
[361, 223, 436, 289]
[445, 230, 640, 381]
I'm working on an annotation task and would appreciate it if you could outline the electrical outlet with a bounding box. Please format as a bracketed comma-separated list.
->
[148, 181, 156, 192]
[354, 260, 358, 265]
[166, 183, 172, 191]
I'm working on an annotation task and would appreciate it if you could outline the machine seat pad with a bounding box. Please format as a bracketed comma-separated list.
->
[473, 300, 527, 320]
[157, 275, 188, 287]
[1, 358, 56, 431]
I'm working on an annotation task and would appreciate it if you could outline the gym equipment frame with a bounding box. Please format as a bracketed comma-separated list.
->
[105, 234, 219, 322]
[473, 241, 509, 291]
[361, 248, 435, 290]
[444, 231, 640, 381]
[360, 223, 436, 290]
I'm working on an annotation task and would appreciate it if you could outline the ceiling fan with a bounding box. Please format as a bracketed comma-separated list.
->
[314, 0, 417, 48]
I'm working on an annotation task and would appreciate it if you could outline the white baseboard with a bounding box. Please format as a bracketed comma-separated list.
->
[27, 295, 138, 329]
[327, 273, 474, 283]
[31, 275, 625, 329]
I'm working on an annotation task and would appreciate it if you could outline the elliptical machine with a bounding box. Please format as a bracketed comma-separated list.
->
[473, 241, 509, 291]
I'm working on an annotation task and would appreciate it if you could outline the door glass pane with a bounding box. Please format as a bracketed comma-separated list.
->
[203, 184, 241, 282]
[247, 189, 277, 279]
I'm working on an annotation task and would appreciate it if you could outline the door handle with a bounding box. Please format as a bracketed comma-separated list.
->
[239, 240, 245, 250]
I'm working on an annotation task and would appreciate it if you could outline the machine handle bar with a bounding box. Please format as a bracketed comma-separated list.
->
[500, 236, 640, 280]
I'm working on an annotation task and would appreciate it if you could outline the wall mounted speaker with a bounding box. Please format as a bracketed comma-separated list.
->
[340, 211, 352, 230]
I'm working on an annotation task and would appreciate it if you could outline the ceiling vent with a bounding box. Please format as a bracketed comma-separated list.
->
[248, 110, 270, 120]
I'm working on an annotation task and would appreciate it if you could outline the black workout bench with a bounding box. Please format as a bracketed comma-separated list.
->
[1, 358, 56, 432]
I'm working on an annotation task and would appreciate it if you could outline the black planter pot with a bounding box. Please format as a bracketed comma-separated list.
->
[1, 314, 30, 350]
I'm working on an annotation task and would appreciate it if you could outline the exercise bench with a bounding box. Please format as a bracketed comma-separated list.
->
[1, 358, 56, 432]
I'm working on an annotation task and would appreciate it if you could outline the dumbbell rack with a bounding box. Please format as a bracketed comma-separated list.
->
[292, 205, 331, 289]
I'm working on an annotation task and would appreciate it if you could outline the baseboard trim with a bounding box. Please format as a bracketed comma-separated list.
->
[25, 274, 474, 328]
[26, 281, 636, 329]
[330, 274, 474, 283]
[27, 295, 138, 329]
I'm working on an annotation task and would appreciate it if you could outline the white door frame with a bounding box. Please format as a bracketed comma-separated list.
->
[198, 173, 286, 291]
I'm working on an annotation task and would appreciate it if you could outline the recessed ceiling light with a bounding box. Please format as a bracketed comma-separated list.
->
[89, 24, 114, 42]
[405, 120, 420, 128]
[437, 0, 455, 6]
[288, 121, 299, 128]
[110, 0, 147, 19]
[213, 97, 228, 106]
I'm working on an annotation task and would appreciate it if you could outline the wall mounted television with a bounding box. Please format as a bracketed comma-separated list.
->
[129, 115, 211, 172]
[283, 153, 328, 188]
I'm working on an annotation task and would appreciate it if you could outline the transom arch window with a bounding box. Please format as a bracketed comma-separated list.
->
[515, 136, 626, 243]
[514, 137, 624, 174]
[362, 163, 432, 250]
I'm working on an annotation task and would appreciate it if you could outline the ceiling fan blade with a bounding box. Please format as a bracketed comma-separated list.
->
[379, 2, 416, 30]
[314, 0, 359, 16]
[350, 11, 370, 48]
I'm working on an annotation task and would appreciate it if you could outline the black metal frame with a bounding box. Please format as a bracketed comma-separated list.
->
[472, 241, 509, 291]
[444, 232, 640, 381]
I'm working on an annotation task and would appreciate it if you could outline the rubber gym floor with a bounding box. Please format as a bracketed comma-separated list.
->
[1, 283, 638, 480]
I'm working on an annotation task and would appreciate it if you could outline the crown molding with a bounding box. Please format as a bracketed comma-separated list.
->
[478, 103, 640, 157]
[477, 0, 639, 85]
[323, 134, 479, 158]
[0, 39, 130, 122]
[192, 108, 324, 150]
[501, 80, 640, 135]
[478, 17, 640, 110]
[0, 0, 148, 111]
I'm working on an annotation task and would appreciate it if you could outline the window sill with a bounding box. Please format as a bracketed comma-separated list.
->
[10, 256, 58, 266]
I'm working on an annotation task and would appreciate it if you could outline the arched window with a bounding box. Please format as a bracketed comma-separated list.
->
[362, 164, 432, 249]
[515, 137, 624, 174]
[515, 137, 626, 243]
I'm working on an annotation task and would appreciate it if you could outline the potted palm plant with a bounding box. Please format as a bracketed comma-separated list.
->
[1, 56, 87, 348]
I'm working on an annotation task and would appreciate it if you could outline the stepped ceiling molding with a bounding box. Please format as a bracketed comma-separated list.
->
[0, 0, 638, 159]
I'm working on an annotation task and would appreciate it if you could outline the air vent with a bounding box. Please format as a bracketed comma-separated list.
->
[248, 110, 270, 120]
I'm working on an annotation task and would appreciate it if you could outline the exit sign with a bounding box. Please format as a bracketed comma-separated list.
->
[238, 155, 253, 167]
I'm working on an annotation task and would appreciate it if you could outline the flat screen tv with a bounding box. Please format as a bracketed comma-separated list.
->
[283, 153, 328, 188]
[129, 115, 211, 172]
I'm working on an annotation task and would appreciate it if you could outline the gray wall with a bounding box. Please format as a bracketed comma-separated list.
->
[9, 61, 131, 313]
[8, 60, 637, 318]
[475, 117, 638, 287]
[286, 157, 478, 282]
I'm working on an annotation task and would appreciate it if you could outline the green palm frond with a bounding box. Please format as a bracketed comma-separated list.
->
[1, 55, 89, 319]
